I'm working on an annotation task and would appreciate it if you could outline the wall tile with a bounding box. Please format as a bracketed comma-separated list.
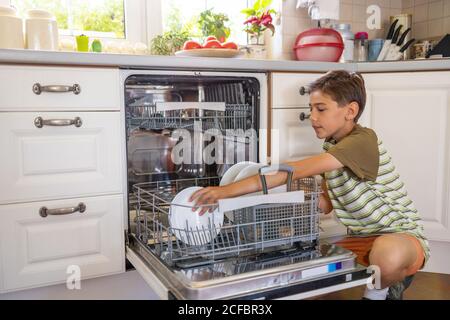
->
[402, 0, 414, 8]
[340, 4, 354, 21]
[428, 18, 444, 37]
[414, 3, 429, 22]
[353, 5, 367, 22]
[414, 0, 429, 5]
[341, 0, 354, 3]
[353, 0, 366, 5]
[413, 21, 429, 39]
[283, 17, 314, 36]
[444, 1, 450, 17]
[390, 0, 403, 8]
[428, 1, 443, 20]
[366, 0, 390, 7]
[444, 16, 450, 33]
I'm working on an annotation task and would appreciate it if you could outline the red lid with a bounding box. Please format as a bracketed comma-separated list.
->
[355, 32, 368, 39]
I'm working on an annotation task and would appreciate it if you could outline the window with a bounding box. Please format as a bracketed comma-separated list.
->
[10, 0, 146, 41]
[161, 0, 250, 45]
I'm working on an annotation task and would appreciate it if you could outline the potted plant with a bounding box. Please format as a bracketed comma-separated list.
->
[241, 0, 276, 46]
[150, 30, 190, 55]
[197, 9, 231, 43]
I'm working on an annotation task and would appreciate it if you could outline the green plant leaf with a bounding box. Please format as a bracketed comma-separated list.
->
[241, 8, 256, 16]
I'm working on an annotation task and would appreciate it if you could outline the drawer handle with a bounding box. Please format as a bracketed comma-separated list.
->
[34, 117, 82, 128]
[32, 83, 81, 95]
[299, 86, 309, 96]
[39, 203, 86, 218]
[299, 112, 311, 121]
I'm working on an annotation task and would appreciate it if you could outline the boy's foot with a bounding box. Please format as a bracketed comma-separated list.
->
[386, 274, 415, 300]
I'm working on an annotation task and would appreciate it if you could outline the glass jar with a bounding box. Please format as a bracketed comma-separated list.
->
[354, 32, 369, 62]
[332, 23, 354, 62]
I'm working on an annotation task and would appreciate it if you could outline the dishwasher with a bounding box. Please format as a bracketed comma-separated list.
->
[120, 69, 369, 300]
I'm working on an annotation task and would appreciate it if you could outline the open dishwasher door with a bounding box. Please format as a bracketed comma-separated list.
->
[126, 238, 369, 300]
[120, 69, 370, 300]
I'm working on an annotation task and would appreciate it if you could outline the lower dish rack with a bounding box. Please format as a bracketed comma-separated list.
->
[132, 173, 321, 267]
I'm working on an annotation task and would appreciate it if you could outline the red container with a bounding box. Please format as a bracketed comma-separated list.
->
[293, 28, 344, 62]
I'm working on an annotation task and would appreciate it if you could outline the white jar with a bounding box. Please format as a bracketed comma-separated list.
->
[25, 9, 59, 51]
[0, 6, 24, 49]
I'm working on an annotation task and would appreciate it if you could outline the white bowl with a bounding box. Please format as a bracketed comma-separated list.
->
[169, 186, 224, 246]
[0, 6, 24, 49]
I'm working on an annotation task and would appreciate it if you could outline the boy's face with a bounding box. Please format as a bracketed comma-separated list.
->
[309, 90, 353, 140]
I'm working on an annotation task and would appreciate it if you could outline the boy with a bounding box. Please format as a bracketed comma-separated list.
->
[190, 70, 429, 300]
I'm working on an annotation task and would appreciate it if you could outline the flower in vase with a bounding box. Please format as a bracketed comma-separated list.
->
[242, 0, 277, 44]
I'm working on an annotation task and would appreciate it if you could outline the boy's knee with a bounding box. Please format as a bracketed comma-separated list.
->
[369, 236, 410, 279]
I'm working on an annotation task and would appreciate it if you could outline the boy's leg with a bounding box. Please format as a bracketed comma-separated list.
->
[369, 233, 424, 289]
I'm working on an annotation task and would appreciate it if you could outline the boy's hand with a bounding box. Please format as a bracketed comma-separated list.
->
[189, 186, 230, 216]
[319, 193, 333, 214]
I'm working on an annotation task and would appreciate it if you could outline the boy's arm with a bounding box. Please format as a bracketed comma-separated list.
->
[191, 153, 343, 213]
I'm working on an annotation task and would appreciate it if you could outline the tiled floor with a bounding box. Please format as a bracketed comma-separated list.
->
[318, 272, 450, 300]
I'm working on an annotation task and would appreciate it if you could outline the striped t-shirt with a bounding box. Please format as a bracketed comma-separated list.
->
[323, 124, 430, 262]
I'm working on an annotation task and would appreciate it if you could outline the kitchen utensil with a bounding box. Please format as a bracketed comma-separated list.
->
[426, 34, 450, 58]
[390, 14, 412, 60]
[385, 27, 410, 61]
[25, 9, 59, 51]
[169, 186, 224, 246]
[293, 28, 344, 62]
[376, 18, 399, 61]
[0, 6, 24, 49]
[391, 38, 416, 61]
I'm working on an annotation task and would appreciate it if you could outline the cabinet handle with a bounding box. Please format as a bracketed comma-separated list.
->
[299, 86, 309, 96]
[39, 202, 86, 218]
[34, 117, 82, 128]
[299, 112, 311, 121]
[32, 83, 81, 95]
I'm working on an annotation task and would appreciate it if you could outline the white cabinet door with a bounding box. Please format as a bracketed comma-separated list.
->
[271, 108, 323, 163]
[363, 72, 450, 243]
[0, 195, 125, 292]
[0, 112, 123, 204]
[0, 65, 120, 111]
[271, 73, 322, 108]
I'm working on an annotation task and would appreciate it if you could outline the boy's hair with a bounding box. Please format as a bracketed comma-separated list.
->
[308, 70, 366, 123]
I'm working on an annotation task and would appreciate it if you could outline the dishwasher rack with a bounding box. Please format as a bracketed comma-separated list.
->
[132, 176, 321, 266]
[127, 103, 254, 134]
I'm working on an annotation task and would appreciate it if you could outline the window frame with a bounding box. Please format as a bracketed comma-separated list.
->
[9, 0, 148, 43]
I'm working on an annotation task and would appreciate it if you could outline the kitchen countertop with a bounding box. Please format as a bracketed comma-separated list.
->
[1, 48, 450, 72]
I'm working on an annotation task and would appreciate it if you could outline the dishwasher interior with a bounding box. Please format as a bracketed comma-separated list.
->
[123, 71, 368, 300]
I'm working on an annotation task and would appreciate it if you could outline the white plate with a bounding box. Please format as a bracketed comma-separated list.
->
[175, 48, 242, 58]
[169, 186, 224, 246]
[219, 161, 257, 186]
[233, 163, 265, 182]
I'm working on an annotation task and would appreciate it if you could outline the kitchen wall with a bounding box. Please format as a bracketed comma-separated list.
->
[278, 0, 450, 60]
[402, 0, 450, 40]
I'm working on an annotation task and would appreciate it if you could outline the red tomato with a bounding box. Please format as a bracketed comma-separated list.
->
[206, 36, 217, 42]
[218, 36, 226, 43]
[183, 40, 202, 50]
[203, 40, 223, 49]
[221, 42, 238, 50]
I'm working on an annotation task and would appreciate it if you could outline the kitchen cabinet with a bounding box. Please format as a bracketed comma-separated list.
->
[0, 112, 123, 204]
[0, 65, 126, 293]
[270, 72, 347, 239]
[363, 71, 450, 273]
[0, 65, 120, 111]
[0, 195, 125, 291]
